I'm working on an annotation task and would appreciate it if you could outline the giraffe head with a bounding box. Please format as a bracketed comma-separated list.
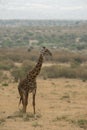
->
[40, 47, 52, 57]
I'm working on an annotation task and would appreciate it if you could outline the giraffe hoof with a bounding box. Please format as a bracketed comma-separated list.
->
[34, 114, 37, 120]
[23, 113, 28, 119]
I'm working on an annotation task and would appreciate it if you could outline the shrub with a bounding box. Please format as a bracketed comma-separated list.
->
[2, 83, 8, 87]
[41, 66, 60, 78]
[76, 66, 87, 80]
[41, 65, 87, 80]
[41, 65, 76, 79]
[70, 57, 82, 68]
[11, 67, 20, 82]
[11, 61, 34, 82]
[22, 60, 34, 73]
[72, 119, 87, 129]
[0, 60, 14, 70]
[0, 71, 4, 81]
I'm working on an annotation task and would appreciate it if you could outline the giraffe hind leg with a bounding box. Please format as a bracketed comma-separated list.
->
[18, 96, 22, 106]
[18, 88, 23, 106]
[22, 93, 28, 113]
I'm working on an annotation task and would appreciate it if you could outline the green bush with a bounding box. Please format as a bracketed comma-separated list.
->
[0, 71, 4, 80]
[70, 57, 82, 68]
[41, 65, 87, 80]
[2, 83, 8, 87]
[0, 60, 14, 70]
[76, 66, 87, 80]
[22, 60, 34, 73]
[11, 67, 22, 82]
[41, 65, 76, 79]
[11, 61, 34, 82]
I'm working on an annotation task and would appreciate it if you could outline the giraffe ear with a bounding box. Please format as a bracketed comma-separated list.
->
[42, 46, 46, 49]
[40, 46, 45, 54]
[41, 46, 46, 51]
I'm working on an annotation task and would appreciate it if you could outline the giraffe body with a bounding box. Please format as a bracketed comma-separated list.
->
[18, 47, 52, 114]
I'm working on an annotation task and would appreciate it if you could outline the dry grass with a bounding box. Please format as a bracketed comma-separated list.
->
[0, 78, 87, 130]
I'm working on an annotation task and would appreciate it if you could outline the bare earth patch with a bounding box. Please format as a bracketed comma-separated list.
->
[0, 78, 87, 130]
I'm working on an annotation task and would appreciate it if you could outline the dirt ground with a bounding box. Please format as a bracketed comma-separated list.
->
[0, 78, 87, 130]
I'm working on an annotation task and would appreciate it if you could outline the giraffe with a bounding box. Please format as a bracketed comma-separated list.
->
[18, 47, 52, 114]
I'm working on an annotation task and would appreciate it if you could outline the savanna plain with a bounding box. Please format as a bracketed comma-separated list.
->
[0, 78, 87, 130]
[0, 22, 87, 130]
[0, 48, 87, 130]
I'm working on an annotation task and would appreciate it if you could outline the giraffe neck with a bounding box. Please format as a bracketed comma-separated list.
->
[28, 54, 43, 78]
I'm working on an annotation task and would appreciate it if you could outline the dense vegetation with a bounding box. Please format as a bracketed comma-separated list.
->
[0, 20, 87, 50]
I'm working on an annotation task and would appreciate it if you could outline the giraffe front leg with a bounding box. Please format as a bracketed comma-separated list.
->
[32, 89, 36, 115]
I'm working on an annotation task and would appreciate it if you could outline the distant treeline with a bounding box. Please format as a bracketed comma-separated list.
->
[0, 20, 87, 27]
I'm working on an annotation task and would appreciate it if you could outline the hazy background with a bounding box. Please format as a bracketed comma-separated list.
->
[0, 0, 87, 19]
